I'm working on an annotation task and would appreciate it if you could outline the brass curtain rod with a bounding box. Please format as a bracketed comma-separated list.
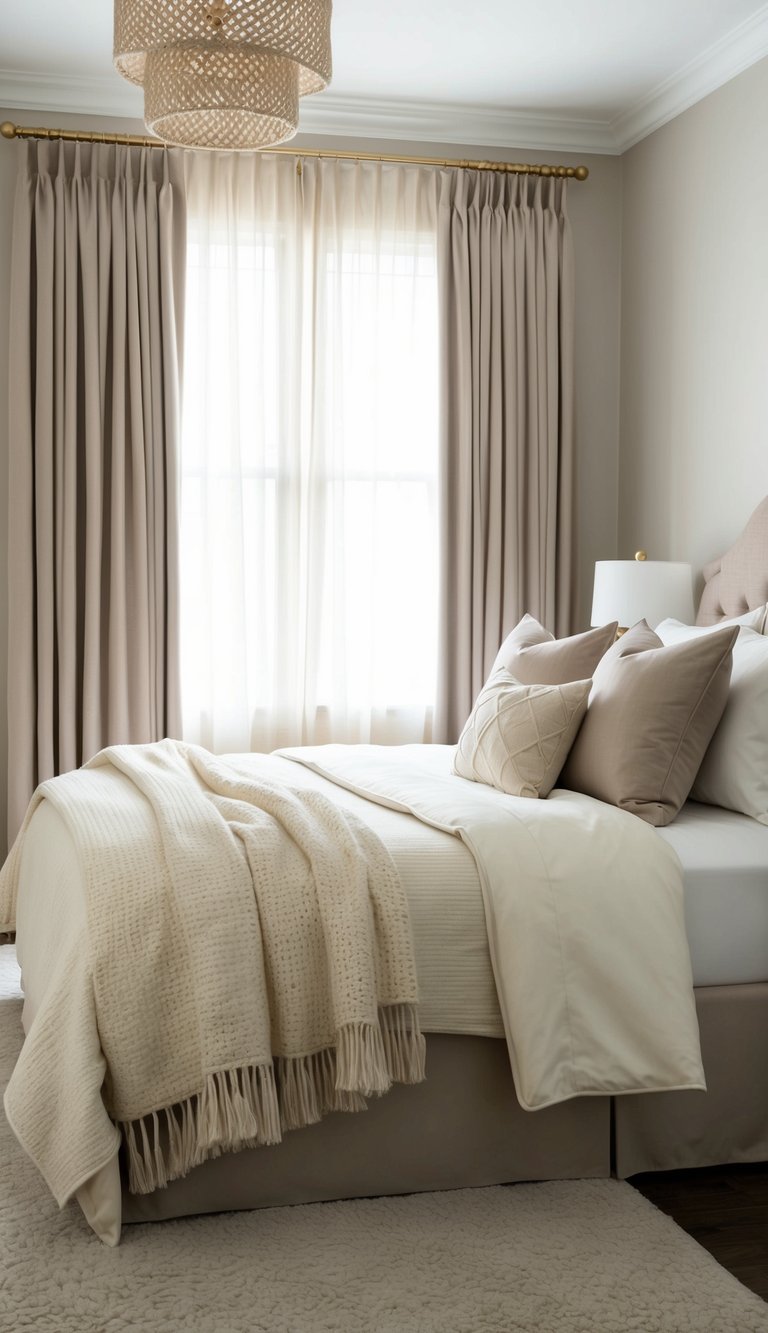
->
[0, 121, 589, 180]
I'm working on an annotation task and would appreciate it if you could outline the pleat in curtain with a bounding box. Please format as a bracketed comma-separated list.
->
[7, 139, 186, 840]
[435, 170, 576, 741]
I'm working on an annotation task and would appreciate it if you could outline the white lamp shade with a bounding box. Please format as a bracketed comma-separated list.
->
[591, 561, 694, 630]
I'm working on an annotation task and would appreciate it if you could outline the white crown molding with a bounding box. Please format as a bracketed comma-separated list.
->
[0, 70, 616, 154]
[612, 3, 768, 152]
[3, 5, 768, 157]
[298, 94, 618, 155]
[0, 68, 142, 119]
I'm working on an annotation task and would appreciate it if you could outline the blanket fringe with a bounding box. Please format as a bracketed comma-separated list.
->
[380, 1002, 427, 1085]
[120, 1003, 425, 1194]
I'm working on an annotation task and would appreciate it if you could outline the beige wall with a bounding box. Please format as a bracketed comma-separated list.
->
[0, 110, 622, 848]
[619, 57, 768, 585]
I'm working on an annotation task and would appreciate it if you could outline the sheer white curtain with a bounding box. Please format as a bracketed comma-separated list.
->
[181, 152, 439, 752]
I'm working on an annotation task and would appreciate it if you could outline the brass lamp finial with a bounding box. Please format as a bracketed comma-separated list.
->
[635, 550, 647, 562]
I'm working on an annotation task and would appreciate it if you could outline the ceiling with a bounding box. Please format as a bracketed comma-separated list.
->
[1, 0, 768, 153]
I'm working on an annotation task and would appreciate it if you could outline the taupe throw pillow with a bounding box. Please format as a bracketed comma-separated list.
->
[453, 669, 591, 798]
[492, 614, 618, 685]
[561, 620, 739, 826]
[588, 617, 661, 686]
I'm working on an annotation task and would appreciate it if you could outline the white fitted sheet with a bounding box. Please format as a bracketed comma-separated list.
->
[659, 802, 768, 986]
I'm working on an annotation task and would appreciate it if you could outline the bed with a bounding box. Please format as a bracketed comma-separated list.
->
[125, 792, 768, 1221]
[3, 499, 768, 1244]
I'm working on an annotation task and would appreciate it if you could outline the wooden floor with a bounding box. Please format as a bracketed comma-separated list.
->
[631, 1163, 768, 1303]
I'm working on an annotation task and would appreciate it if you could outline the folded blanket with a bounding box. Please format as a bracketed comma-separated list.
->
[1, 741, 425, 1197]
[278, 744, 706, 1110]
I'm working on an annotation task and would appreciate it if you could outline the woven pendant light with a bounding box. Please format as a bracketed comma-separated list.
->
[114, 0, 332, 151]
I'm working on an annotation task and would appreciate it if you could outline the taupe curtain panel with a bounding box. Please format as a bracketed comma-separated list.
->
[7, 140, 185, 839]
[435, 171, 576, 741]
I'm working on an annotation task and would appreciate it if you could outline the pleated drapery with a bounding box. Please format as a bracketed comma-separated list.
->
[435, 171, 576, 741]
[7, 139, 186, 839]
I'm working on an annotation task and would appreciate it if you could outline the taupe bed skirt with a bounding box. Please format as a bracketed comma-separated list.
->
[615, 982, 768, 1177]
[123, 982, 767, 1226]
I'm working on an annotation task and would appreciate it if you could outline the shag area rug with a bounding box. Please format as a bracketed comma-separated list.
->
[1, 945, 766, 1333]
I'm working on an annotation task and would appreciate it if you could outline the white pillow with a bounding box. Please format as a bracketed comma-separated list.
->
[453, 669, 590, 799]
[656, 604, 766, 639]
[657, 621, 768, 823]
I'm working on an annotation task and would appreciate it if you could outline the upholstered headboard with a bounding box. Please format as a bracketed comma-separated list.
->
[697, 495, 768, 625]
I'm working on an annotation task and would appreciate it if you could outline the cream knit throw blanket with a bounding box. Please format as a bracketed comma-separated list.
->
[0, 741, 425, 1194]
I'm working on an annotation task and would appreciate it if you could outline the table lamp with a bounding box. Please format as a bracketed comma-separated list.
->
[591, 552, 694, 634]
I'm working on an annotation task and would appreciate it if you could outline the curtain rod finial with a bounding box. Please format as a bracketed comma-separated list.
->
[574, 165, 589, 181]
[1, 122, 18, 141]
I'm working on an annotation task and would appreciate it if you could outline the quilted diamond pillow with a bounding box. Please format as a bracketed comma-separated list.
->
[453, 669, 591, 798]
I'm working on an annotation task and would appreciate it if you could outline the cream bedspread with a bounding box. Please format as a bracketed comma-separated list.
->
[2, 742, 705, 1245]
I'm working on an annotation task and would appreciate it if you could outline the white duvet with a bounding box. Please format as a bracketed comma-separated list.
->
[5, 743, 704, 1243]
[280, 745, 705, 1110]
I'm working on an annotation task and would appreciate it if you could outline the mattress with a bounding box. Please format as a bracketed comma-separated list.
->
[658, 801, 768, 986]
[16, 769, 767, 1037]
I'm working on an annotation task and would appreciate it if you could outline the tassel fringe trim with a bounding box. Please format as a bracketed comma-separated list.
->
[120, 1003, 426, 1195]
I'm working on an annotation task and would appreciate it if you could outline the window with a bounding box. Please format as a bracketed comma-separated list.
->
[179, 159, 439, 753]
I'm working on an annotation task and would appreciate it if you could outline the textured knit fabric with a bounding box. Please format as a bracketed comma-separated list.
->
[1, 740, 424, 1201]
